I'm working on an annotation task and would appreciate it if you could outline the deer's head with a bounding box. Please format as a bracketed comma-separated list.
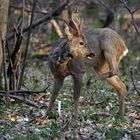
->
[65, 13, 91, 58]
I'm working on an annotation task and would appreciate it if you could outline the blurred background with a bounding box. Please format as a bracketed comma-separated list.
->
[0, 0, 140, 139]
[8, 0, 140, 77]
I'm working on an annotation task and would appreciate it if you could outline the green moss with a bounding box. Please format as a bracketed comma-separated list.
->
[105, 128, 125, 140]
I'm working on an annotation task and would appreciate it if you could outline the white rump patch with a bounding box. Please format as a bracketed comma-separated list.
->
[120, 48, 128, 60]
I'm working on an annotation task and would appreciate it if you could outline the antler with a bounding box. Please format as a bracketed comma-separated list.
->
[71, 12, 83, 34]
[65, 11, 83, 39]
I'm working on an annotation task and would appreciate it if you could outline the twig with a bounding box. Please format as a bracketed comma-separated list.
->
[92, 112, 110, 117]
[7, 0, 25, 90]
[7, 26, 23, 89]
[10, 5, 68, 25]
[96, 0, 114, 14]
[120, 0, 140, 36]
[18, 0, 36, 89]
[129, 67, 140, 96]
[10, 4, 49, 15]
[60, 120, 71, 131]
[8, 2, 69, 41]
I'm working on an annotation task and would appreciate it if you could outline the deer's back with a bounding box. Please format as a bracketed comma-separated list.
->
[84, 28, 128, 62]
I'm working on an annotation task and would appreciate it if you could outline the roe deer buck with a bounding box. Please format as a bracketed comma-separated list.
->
[46, 13, 128, 120]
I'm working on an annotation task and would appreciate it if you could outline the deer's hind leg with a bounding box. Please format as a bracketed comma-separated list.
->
[88, 50, 120, 84]
[106, 76, 126, 116]
[95, 63, 126, 116]
[103, 47, 120, 76]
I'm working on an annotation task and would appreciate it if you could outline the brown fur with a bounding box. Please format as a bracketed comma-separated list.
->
[45, 15, 128, 120]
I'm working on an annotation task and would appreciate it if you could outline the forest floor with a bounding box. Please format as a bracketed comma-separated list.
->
[0, 56, 140, 140]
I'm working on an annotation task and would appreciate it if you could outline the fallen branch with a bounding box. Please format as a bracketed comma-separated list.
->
[0, 85, 50, 95]
[127, 102, 140, 107]
[0, 93, 39, 107]
[92, 112, 110, 117]
[0, 85, 50, 107]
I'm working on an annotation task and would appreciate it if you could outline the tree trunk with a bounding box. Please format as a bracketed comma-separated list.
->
[0, 0, 9, 90]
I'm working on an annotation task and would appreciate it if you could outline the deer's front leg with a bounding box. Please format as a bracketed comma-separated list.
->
[46, 77, 64, 115]
[72, 74, 83, 120]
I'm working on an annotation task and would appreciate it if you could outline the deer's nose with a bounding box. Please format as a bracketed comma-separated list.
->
[86, 52, 96, 59]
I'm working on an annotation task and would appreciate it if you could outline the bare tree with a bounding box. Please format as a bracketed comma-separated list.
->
[0, 0, 9, 90]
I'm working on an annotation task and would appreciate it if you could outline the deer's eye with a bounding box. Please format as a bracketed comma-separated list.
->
[79, 42, 84, 45]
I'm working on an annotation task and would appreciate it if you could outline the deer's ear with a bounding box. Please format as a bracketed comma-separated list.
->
[65, 25, 73, 40]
